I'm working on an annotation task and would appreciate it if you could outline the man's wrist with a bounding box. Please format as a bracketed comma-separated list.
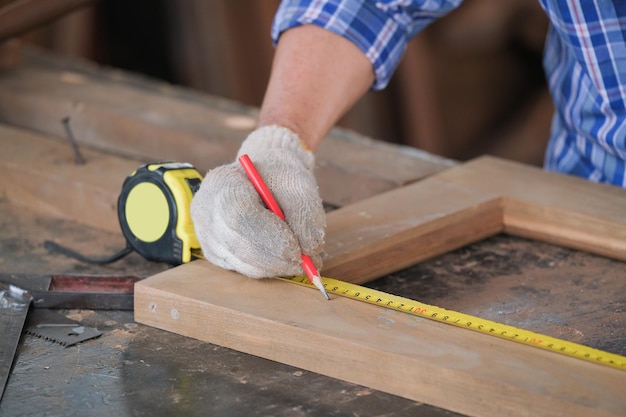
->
[237, 125, 315, 169]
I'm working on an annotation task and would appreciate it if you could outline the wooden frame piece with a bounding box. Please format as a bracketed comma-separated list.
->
[135, 156, 626, 417]
[323, 155, 626, 283]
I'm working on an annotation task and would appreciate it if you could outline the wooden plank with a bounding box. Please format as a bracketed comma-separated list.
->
[0, 122, 454, 235]
[134, 261, 626, 417]
[322, 177, 502, 283]
[135, 155, 626, 416]
[0, 47, 455, 206]
[435, 156, 626, 261]
[0, 124, 140, 233]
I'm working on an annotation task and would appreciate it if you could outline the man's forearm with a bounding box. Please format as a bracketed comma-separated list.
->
[257, 24, 375, 151]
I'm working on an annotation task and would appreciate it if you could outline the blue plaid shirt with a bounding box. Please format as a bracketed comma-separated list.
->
[273, 1, 626, 187]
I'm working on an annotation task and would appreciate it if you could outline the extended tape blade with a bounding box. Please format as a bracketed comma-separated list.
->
[280, 275, 626, 371]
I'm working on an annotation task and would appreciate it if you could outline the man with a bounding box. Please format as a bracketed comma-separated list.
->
[191, 1, 626, 279]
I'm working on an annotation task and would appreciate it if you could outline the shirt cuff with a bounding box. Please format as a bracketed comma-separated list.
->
[272, 0, 461, 90]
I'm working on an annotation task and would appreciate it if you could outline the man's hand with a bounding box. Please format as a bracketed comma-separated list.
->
[190, 125, 326, 278]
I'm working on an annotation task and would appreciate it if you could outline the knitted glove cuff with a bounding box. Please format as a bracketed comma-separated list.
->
[237, 125, 315, 170]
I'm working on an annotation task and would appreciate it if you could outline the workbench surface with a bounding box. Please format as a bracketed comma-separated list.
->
[1, 196, 623, 417]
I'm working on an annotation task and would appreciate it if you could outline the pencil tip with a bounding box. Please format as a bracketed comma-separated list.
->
[312, 276, 330, 300]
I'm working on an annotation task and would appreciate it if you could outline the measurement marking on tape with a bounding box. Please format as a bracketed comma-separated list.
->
[280, 275, 626, 371]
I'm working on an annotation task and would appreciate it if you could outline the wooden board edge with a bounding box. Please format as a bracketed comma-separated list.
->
[502, 197, 626, 262]
[134, 262, 626, 417]
[323, 196, 504, 283]
[435, 156, 626, 263]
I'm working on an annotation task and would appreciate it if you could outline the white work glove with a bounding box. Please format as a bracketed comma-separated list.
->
[190, 125, 326, 278]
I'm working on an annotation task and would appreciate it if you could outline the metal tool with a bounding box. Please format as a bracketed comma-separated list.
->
[0, 272, 142, 401]
[25, 309, 102, 347]
[0, 282, 32, 401]
[0, 273, 142, 310]
[282, 275, 626, 371]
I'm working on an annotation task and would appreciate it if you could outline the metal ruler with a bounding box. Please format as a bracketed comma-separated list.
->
[0, 283, 32, 401]
[281, 275, 626, 371]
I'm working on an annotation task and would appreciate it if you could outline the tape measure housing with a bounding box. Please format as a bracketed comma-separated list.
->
[118, 162, 202, 265]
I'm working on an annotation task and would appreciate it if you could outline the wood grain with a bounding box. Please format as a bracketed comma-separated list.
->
[135, 260, 626, 417]
[0, 48, 454, 206]
[436, 156, 626, 261]
[322, 177, 503, 283]
[0, 124, 139, 233]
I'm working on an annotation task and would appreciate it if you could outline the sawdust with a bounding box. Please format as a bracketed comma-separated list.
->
[66, 309, 96, 321]
[100, 328, 136, 351]
[108, 328, 135, 338]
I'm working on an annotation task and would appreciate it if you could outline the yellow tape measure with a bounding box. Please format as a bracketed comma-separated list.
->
[281, 275, 626, 371]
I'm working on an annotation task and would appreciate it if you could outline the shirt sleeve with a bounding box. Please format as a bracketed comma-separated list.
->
[272, 0, 463, 90]
[539, 0, 626, 186]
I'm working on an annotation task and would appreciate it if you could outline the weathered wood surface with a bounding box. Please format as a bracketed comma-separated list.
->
[0, 43, 452, 235]
[0, 46, 454, 207]
[135, 261, 626, 417]
[0, 124, 141, 233]
[0, 120, 453, 236]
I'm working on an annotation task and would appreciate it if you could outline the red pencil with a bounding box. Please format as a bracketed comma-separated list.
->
[238, 154, 330, 300]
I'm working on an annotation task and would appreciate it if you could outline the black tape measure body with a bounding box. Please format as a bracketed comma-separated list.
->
[117, 162, 203, 265]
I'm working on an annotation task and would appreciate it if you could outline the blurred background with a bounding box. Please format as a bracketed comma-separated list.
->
[5, 0, 552, 165]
